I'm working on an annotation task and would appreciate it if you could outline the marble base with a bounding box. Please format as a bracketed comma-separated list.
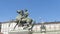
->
[8, 30, 32, 34]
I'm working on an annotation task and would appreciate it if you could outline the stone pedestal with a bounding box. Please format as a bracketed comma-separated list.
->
[8, 30, 32, 34]
[8, 26, 32, 34]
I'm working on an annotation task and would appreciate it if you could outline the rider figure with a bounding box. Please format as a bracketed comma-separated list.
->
[14, 9, 33, 30]
[16, 10, 24, 21]
[24, 9, 31, 27]
[24, 9, 29, 18]
[16, 10, 24, 27]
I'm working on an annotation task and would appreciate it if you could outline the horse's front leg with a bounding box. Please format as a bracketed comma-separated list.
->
[13, 23, 18, 30]
[9, 23, 11, 27]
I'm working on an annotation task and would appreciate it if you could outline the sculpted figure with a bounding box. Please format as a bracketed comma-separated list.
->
[24, 9, 29, 18]
[22, 9, 33, 29]
[40, 23, 46, 33]
[22, 9, 29, 24]
[9, 9, 34, 30]
[13, 9, 33, 30]
[14, 10, 24, 29]
[16, 10, 24, 21]
[9, 10, 24, 27]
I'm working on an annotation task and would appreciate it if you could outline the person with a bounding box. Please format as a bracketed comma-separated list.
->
[16, 10, 24, 21]
[15, 10, 24, 27]
[24, 9, 32, 27]
[21, 9, 29, 22]
[14, 9, 33, 30]
[24, 9, 29, 18]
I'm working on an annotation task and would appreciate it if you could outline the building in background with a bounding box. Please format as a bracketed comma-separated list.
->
[0, 21, 60, 34]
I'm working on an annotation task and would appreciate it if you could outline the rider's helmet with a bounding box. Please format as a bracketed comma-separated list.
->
[17, 10, 23, 14]
[25, 9, 28, 12]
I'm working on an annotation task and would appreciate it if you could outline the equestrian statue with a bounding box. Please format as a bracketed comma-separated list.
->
[9, 9, 35, 30]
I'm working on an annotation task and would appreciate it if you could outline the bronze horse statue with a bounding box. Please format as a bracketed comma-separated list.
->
[13, 18, 33, 29]
[9, 9, 35, 30]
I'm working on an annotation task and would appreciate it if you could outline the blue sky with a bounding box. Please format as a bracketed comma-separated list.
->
[0, 0, 60, 22]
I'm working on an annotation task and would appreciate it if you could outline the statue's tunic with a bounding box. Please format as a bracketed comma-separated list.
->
[24, 11, 29, 17]
[16, 14, 23, 20]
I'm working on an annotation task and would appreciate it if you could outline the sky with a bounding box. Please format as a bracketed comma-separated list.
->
[0, 0, 60, 23]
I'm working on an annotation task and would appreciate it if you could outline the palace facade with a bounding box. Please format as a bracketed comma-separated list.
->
[0, 21, 60, 34]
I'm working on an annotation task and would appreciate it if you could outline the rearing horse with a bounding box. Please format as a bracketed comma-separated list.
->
[13, 17, 33, 30]
[9, 9, 34, 30]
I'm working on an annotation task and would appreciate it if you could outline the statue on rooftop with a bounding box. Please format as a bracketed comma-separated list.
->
[13, 9, 34, 30]
[40, 23, 46, 33]
[8, 9, 35, 34]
